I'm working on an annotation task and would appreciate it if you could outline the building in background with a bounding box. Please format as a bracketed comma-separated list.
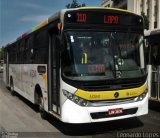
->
[101, 0, 127, 9]
[101, 0, 114, 7]
[101, 0, 160, 30]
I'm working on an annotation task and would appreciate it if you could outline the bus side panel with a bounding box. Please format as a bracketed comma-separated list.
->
[10, 64, 22, 91]
[9, 64, 27, 98]
[8, 64, 48, 111]
[31, 64, 48, 111]
[9, 64, 32, 101]
[22, 64, 35, 101]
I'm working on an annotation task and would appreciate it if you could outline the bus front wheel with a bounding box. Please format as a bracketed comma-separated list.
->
[39, 96, 47, 120]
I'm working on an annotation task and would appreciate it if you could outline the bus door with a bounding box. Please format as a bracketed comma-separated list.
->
[48, 33, 60, 114]
[150, 44, 160, 100]
[158, 65, 160, 101]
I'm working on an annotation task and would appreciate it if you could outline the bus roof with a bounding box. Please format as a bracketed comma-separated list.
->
[5, 7, 139, 46]
[79, 7, 134, 14]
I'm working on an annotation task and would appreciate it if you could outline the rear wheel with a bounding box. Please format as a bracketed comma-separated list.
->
[10, 78, 15, 96]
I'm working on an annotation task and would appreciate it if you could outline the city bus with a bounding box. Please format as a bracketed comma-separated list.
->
[145, 29, 160, 102]
[3, 7, 148, 123]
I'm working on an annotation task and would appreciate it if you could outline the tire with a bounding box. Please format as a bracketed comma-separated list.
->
[10, 78, 15, 96]
[39, 96, 47, 120]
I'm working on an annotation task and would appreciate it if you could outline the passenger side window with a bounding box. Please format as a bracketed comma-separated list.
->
[33, 30, 49, 64]
[25, 36, 34, 64]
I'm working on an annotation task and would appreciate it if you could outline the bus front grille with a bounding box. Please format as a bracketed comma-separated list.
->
[87, 97, 136, 107]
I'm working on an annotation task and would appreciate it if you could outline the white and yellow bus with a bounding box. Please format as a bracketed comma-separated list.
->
[145, 29, 160, 102]
[3, 7, 148, 123]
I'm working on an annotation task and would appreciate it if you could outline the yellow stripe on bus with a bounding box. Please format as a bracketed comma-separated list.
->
[32, 20, 48, 32]
[80, 7, 133, 14]
[75, 84, 146, 101]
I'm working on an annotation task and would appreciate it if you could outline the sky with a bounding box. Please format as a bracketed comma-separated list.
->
[0, 0, 102, 48]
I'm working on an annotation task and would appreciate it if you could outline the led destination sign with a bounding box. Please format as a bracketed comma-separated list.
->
[76, 12, 119, 24]
[104, 15, 119, 24]
[65, 10, 143, 26]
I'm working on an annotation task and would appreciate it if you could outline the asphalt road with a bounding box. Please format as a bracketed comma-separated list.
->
[0, 72, 160, 138]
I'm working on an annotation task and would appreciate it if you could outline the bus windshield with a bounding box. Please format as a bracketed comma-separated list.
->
[62, 31, 146, 81]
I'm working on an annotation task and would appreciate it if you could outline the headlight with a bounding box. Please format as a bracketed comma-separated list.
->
[62, 89, 88, 106]
[134, 89, 148, 102]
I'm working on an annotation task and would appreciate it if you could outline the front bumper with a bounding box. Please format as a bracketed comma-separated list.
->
[61, 93, 148, 123]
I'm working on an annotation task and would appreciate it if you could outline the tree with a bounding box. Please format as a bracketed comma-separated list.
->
[66, 0, 86, 9]
[0, 47, 4, 60]
[141, 12, 149, 30]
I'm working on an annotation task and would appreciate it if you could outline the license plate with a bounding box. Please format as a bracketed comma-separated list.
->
[108, 108, 123, 115]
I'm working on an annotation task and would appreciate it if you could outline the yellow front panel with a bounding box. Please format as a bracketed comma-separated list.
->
[75, 84, 146, 101]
